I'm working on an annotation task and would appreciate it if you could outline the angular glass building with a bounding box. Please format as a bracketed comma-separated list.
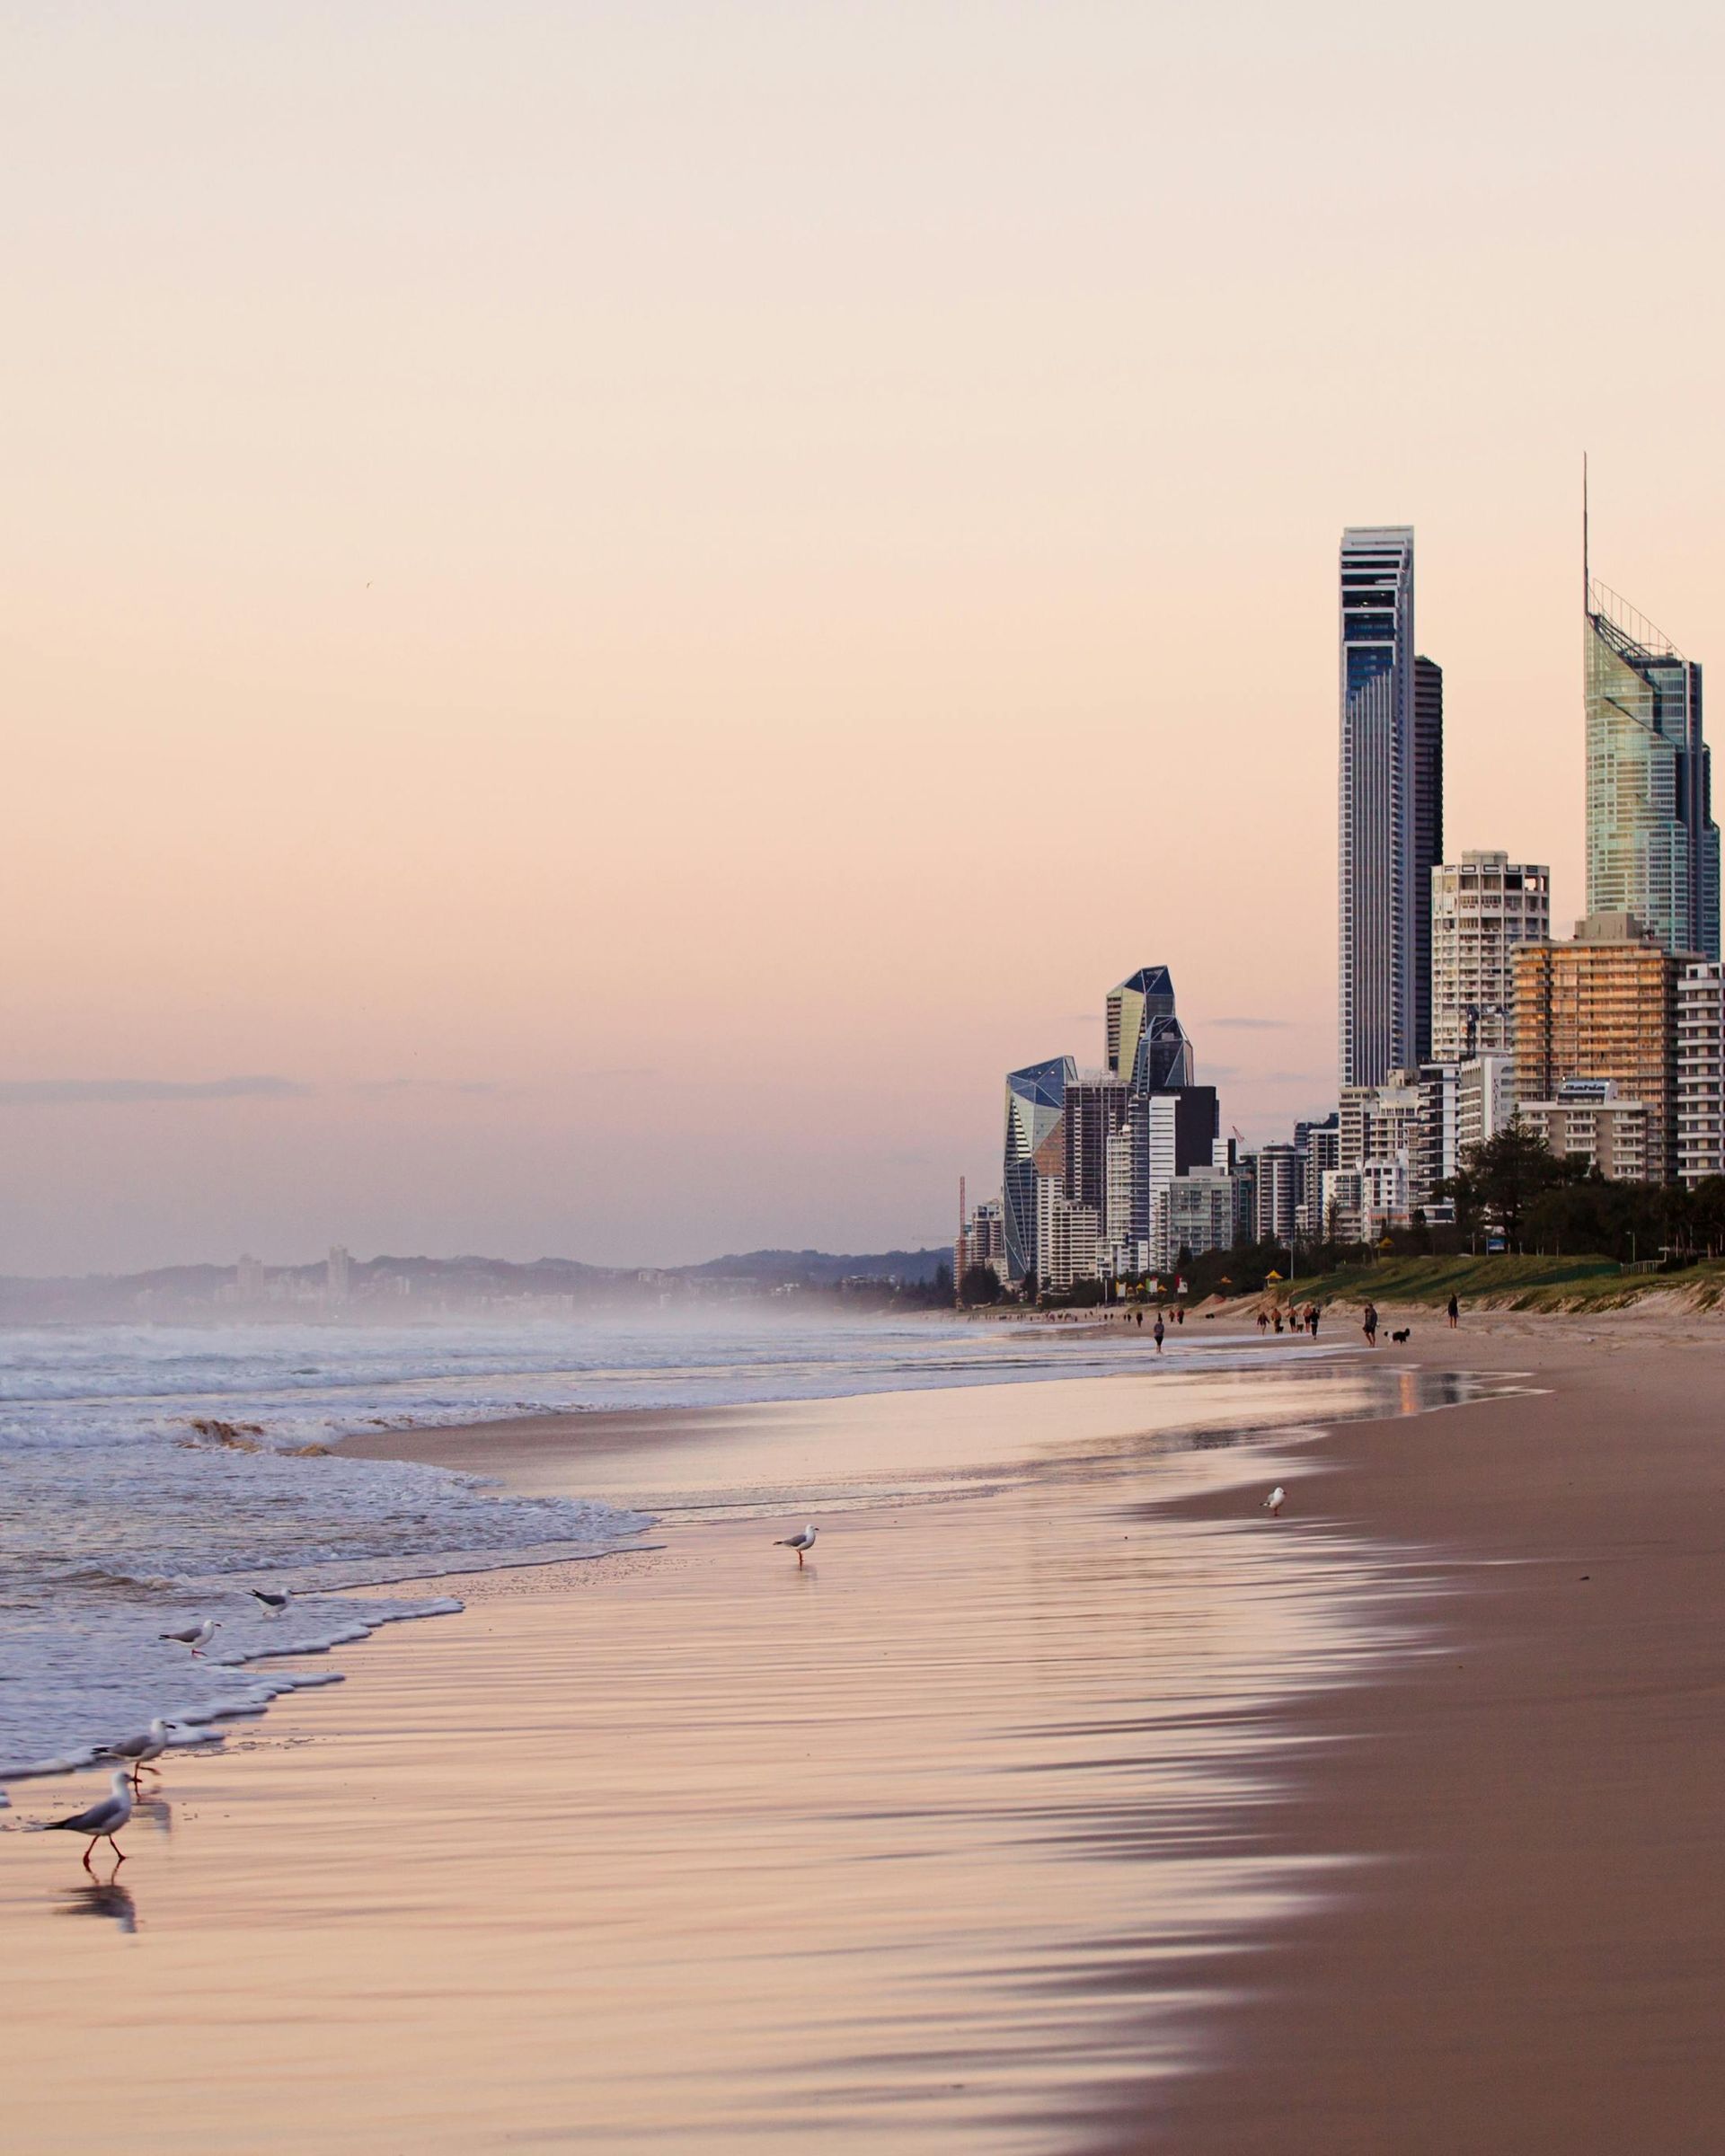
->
[1586, 579, 1720, 961]
[1002, 1056, 1076, 1285]
[1340, 526, 1417, 1088]
[1105, 966, 1194, 1093]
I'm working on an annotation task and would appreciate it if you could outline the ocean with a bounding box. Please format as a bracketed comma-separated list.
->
[0, 1311, 1311, 1780]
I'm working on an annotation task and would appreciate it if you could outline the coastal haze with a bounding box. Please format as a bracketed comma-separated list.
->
[8, 3, 1725, 1275]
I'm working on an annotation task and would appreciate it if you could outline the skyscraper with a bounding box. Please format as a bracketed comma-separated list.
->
[1001, 1056, 1076, 1285]
[1430, 851, 1551, 1062]
[1063, 1074, 1132, 1224]
[1340, 526, 1416, 1087]
[1105, 966, 1194, 1093]
[1411, 655, 1445, 1061]
[1585, 521, 1720, 960]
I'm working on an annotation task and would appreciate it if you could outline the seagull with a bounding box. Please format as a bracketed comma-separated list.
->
[102, 1718, 172, 1787]
[160, 1618, 221, 1657]
[1261, 1486, 1287, 1517]
[774, 1524, 818, 1566]
[44, 1770, 135, 1869]
[250, 1587, 290, 1617]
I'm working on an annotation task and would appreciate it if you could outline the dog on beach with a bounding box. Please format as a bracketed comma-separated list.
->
[1390, 1327, 1411, 1344]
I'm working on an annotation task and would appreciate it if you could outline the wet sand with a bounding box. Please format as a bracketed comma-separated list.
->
[6, 1319, 1725, 2150]
[1, 1354, 1433, 2152]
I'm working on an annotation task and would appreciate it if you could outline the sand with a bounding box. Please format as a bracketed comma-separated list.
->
[1132, 1303, 1725, 2154]
[5, 1316, 1725, 2151]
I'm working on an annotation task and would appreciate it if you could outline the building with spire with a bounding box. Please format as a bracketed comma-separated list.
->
[1584, 484, 1719, 962]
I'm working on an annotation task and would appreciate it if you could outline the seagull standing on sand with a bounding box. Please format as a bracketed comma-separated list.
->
[774, 1524, 818, 1566]
[1261, 1486, 1287, 1518]
[160, 1618, 220, 1657]
[250, 1587, 290, 1617]
[44, 1769, 135, 1869]
[102, 1718, 171, 1787]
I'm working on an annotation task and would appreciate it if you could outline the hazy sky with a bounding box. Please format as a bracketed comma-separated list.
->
[4, 2, 1724, 1273]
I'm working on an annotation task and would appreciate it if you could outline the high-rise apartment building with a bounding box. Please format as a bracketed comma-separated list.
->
[1295, 1116, 1341, 1239]
[1163, 1166, 1253, 1264]
[1513, 914, 1683, 1180]
[1676, 961, 1725, 1187]
[1064, 1074, 1133, 1225]
[1456, 1050, 1515, 1161]
[956, 1199, 1006, 1286]
[1141, 1088, 1220, 1268]
[1586, 572, 1720, 961]
[1430, 852, 1552, 1062]
[1412, 657, 1444, 1062]
[1518, 1081, 1651, 1184]
[1103, 1120, 1142, 1272]
[1340, 527, 1436, 1085]
[1412, 1064, 1458, 1210]
[1002, 1056, 1076, 1284]
[1253, 1143, 1304, 1245]
[1035, 1177, 1101, 1293]
[326, 1245, 351, 1303]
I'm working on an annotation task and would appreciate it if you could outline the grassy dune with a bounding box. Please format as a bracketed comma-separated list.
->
[1263, 1253, 1725, 1314]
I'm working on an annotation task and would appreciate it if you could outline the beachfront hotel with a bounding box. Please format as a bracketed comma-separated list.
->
[1513, 913, 1685, 1182]
[1339, 527, 1444, 1086]
[1429, 851, 1551, 1062]
[1676, 960, 1725, 1187]
[1585, 573, 1720, 963]
[1517, 1079, 1651, 1183]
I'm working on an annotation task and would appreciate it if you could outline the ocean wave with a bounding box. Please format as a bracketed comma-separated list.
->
[0, 1312, 1322, 1783]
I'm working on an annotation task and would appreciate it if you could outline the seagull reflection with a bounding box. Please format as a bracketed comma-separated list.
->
[134, 1794, 174, 1838]
[57, 1878, 138, 1934]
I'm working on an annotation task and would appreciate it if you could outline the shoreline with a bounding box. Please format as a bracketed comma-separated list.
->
[342, 1304, 1725, 2149]
[8, 1312, 1725, 2146]
[3, 1342, 1436, 2152]
[1125, 1303, 1725, 2152]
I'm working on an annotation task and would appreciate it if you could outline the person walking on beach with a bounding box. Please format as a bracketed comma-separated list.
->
[1363, 1302, 1378, 1347]
[1257, 1308, 1269, 1334]
[1136, 1309, 1144, 1329]
[1309, 1304, 1321, 1340]
[1447, 1293, 1459, 1330]
[1153, 1312, 1165, 1354]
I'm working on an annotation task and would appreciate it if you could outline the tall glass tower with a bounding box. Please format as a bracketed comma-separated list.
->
[1340, 526, 1417, 1086]
[1585, 577, 1720, 962]
[1105, 966, 1194, 1093]
[1411, 655, 1445, 1061]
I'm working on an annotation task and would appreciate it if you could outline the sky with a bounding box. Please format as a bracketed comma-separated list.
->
[4, 0, 1725, 1274]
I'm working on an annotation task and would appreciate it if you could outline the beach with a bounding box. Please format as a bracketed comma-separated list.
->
[5, 1312, 1725, 2150]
